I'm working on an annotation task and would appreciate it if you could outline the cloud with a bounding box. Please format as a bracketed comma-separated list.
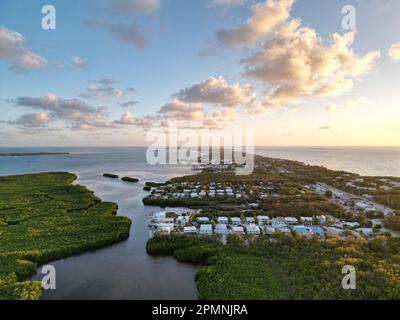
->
[121, 100, 139, 107]
[113, 0, 160, 15]
[71, 56, 87, 69]
[0, 26, 48, 72]
[388, 43, 400, 61]
[211, 0, 246, 7]
[242, 20, 380, 108]
[216, 0, 293, 48]
[13, 93, 112, 130]
[9, 112, 50, 128]
[325, 97, 371, 112]
[104, 21, 149, 48]
[159, 98, 206, 121]
[175, 76, 252, 108]
[114, 111, 156, 128]
[319, 126, 332, 130]
[80, 79, 124, 100]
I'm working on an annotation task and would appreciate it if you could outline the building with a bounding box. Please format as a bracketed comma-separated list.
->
[215, 224, 228, 235]
[230, 217, 242, 225]
[197, 217, 210, 224]
[264, 226, 276, 235]
[155, 223, 174, 235]
[231, 226, 245, 235]
[271, 218, 287, 229]
[257, 215, 269, 226]
[316, 215, 326, 225]
[246, 224, 260, 234]
[151, 211, 166, 222]
[176, 215, 189, 225]
[326, 227, 344, 236]
[284, 217, 298, 225]
[356, 228, 374, 236]
[183, 226, 197, 235]
[246, 217, 255, 224]
[199, 224, 213, 235]
[300, 217, 313, 226]
[217, 216, 229, 224]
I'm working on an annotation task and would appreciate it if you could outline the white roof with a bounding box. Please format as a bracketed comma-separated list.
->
[184, 226, 197, 233]
[231, 217, 241, 221]
[232, 226, 244, 232]
[197, 217, 209, 222]
[200, 224, 212, 231]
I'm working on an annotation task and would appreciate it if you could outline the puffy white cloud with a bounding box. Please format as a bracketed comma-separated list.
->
[0, 27, 48, 72]
[175, 76, 252, 108]
[242, 20, 380, 108]
[11, 112, 50, 128]
[325, 97, 371, 112]
[217, 0, 293, 48]
[388, 43, 400, 61]
[159, 98, 206, 121]
[114, 111, 156, 128]
[80, 79, 124, 100]
[71, 56, 87, 69]
[113, 0, 160, 15]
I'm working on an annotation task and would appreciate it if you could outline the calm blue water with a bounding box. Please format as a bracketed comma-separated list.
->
[1, 146, 399, 299]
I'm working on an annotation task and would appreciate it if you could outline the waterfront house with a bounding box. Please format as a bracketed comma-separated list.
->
[155, 223, 174, 235]
[197, 217, 210, 224]
[257, 215, 269, 226]
[246, 224, 260, 234]
[183, 226, 197, 235]
[215, 224, 228, 235]
[316, 215, 326, 225]
[264, 226, 276, 235]
[246, 217, 255, 224]
[230, 217, 242, 225]
[200, 224, 213, 235]
[284, 217, 298, 225]
[152, 211, 166, 222]
[176, 215, 189, 225]
[300, 217, 313, 226]
[271, 218, 287, 229]
[217, 216, 229, 224]
[231, 226, 245, 235]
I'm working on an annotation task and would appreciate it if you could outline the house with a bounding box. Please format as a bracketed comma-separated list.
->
[183, 226, 197, 235]
[208, 191, 216, 197]
[246, 224, 260, 234]
[176, 215, 189, 225]
[284, 217, 298, 225]
[155, 223, 174, 235]
[316, 215, 326, 225]
[190, 192, 199, 198]
[197, 217, 210, 224]
[215, 224, 228, 235]
[248, 203, 259, 208]
[300, 217, 313, 226]
[227, 192, 234, 197]
[200, 224, 213, 235]
[271, 218, 287, 229]
[355, 201, 369, 210]
[199, 191, 207, 198]
[236, 194, 242, 199]
[231, 226, 245, 235]
[264, 226, 276, 235]
[217, 216, 229, 224]
[257, 215, 269, 226]
[275, 226, 291, 234]
[230, 217, 242, 225]
[246, 217, 255, 224]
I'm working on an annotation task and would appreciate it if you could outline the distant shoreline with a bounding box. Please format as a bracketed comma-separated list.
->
[0, 152, 70, 157]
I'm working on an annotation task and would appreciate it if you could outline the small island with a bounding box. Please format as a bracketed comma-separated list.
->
[103, 173, 119, 179]
[121, 177, 139, 183]
[0, 152, 69, 157]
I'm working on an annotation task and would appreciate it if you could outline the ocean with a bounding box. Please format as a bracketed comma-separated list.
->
[1, 146, 399, 299]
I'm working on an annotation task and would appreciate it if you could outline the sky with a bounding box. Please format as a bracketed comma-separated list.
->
[0, 0, 399, 147]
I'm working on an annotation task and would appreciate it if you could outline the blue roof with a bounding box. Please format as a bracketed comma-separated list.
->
[310, 226, 325, 236]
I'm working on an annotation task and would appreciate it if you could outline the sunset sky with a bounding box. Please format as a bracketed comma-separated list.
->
[0, 0, 399, 146]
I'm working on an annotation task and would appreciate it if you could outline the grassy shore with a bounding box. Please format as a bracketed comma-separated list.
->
[0, 172, 131, 300]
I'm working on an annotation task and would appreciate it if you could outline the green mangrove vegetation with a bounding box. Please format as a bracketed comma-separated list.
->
[0, 172, 131, 300]
[147, 234, 400, 300]
[121, 177, 139, 183]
